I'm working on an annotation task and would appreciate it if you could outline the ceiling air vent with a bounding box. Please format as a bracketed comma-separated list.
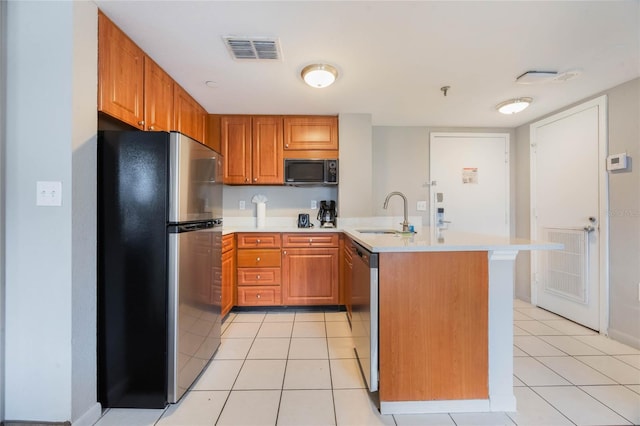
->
[223, 37, 281, 61]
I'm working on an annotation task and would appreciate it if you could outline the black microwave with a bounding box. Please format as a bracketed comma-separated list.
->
[284, 159, 338, 185]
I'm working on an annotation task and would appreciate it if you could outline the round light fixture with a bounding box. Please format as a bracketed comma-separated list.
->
[496, 97, 532, 114]
[301, 64, 338, 88]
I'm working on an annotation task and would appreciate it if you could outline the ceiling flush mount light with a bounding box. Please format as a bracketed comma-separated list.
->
[496, 97, 533, 115]
[301, 64, 338, 88]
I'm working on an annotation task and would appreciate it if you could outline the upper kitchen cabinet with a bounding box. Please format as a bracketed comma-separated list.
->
[98, 11, 144, 129]
[283, 116, 338, 158]
[144, 56, 174, 132]
[222, 115, 284, 185]
[174, 85, 207, 143]
[98, 10, 208, 142]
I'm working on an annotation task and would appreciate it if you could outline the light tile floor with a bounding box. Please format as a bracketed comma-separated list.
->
[95, 299, 640, 426]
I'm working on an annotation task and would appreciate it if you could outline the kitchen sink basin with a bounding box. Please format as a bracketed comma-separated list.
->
[356, 229, 399, 234]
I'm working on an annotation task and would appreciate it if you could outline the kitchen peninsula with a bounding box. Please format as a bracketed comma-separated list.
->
[222, 221, 561, 415]
[344, 226, 562, 414]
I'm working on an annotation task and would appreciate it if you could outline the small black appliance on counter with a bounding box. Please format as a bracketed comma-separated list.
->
[318, 200, 337, 228]
[297, 213, 312, 228]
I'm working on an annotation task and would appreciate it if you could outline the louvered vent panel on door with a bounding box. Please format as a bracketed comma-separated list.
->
[223, 37, 281, 61]
[541, 227, 589, 304]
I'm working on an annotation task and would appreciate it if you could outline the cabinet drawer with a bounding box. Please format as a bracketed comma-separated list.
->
[237, 233, 282, 248]
[282, 233, 339, 248]
[237, 249, 281, 267]
[237, 286, 281, 306]
[237, 267, 281, 286]
[222, 234, 235, 253]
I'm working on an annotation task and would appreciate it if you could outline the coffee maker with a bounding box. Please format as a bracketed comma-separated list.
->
[317, 200, 337, 228]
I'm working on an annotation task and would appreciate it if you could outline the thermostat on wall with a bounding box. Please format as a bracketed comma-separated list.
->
[607, 153, 628, 171]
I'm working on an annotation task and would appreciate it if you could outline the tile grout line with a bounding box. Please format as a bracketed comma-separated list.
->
[514, 315, 638, 424]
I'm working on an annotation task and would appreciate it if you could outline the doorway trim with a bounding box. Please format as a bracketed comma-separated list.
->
[529, 95, 609, 334]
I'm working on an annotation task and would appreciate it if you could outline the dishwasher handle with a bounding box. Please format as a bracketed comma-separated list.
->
[352, 242, 377, 268]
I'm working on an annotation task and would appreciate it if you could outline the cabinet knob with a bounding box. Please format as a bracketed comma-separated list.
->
[285, 144, 289, 148]
[256, 294, 261, 299]
[283, 250, 287, 255]
[149, 126, 155, 130]
[257, 275, 261, 280]
[309, 238, 313, 244]
[256, 257, 261, 262]
[257, 239, 261, 244]
[138, 120, 145, 126]
[253, 177, 258, 182]
[245, 178, 249, 182]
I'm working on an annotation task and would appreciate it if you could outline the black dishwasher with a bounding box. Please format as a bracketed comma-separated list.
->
[350, 241, 379, 392]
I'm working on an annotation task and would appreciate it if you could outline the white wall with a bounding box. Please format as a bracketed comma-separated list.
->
[0, 0, 6, 421]
[514, 78, 640, 349]
[338, 113, 373, 217]
[71, 2, 99, 424]
[372, 127, 515, 228]
[372, 127, 430, 225]
[5, 1, 99, 423]
[223, 185, 338, 226]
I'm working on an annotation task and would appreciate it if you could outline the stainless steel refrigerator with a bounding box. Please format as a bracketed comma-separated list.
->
[98, 131, 223, 408]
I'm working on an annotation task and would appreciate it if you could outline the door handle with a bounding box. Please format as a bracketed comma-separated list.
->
[584, 216, 597, 232]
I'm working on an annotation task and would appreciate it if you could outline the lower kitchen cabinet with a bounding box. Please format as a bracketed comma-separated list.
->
[221, 234, 235, 317]
[236, 233, 282, 306]
[237, 286, 282, 306]
[282, 233, 339, 305]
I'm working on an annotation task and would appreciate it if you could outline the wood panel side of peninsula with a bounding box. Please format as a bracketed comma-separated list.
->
[378, 251, 489, 402]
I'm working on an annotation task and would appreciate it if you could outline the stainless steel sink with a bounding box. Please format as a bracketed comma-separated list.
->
[356, 229, 399, 234]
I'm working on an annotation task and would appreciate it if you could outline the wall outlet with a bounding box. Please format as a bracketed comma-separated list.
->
[416, 200, 427, 211]
[239, 200, 246, 210]
[36, 181, 62, 206]
[311, 200, 317, 209]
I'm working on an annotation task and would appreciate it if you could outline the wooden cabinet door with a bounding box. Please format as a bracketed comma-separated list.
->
[283, 116, 338, 151]
[174, 85, 206, 142]
[221, 116, 252, 184]
[144, 56, 174, 132]
[281, 248, 339, 305]
[252, 116, 284, 184]
[98, 12, 144, 129]
[221, 247, 235, 317]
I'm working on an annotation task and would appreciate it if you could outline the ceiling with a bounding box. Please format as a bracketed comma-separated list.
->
[95, 1, 640, 127]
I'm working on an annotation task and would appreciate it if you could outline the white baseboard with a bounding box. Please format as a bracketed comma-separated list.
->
[72, 403, 101, 426]
[607, 327, 640, 350]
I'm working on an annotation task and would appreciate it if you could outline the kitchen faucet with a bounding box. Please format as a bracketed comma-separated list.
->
[383, 191, 410, 232]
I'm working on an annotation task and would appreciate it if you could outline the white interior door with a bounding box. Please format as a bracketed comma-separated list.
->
[530, 96, 608, 331]
[429, 133, 510, 237]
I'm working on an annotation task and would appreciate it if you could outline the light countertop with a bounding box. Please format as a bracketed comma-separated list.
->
[343, 226, 563, 253]
[222, 217, 562, 253]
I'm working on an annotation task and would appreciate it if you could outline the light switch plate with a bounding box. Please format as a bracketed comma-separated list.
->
[416, 201, 427, 211]
[239, 200, 246, 210]
[36, 181, 62, 206]
[311, 200, 317, 209]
